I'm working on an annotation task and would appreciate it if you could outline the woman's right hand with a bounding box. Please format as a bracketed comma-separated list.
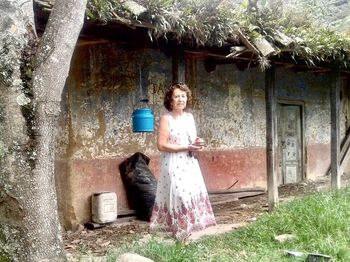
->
[194, 137, 205, 147]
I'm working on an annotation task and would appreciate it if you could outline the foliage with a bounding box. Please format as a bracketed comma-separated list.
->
[141, 0, 239, 46]
[0, 226, 14, 262]
[289, 27, 350, 68]
[85, 0, 350, 68]
[86, 0, 126, 23]
[106, 187, 350, 261]
[87, 0, 240, 47]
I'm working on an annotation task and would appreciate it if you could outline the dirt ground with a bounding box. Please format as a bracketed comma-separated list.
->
[64, 173, 350, 258]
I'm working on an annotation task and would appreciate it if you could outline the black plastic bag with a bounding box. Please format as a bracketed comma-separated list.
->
[119, 152, 157, 221]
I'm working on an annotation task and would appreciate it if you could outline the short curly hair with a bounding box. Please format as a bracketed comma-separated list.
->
[163, 83, 192, 111]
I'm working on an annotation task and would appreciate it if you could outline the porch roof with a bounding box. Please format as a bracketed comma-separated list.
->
[34, 0, 350, 72]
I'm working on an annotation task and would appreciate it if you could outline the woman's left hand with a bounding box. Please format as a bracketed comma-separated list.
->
[189, 144, 204, 152]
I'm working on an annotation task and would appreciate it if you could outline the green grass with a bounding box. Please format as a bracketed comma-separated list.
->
[106, 187, 350, 262]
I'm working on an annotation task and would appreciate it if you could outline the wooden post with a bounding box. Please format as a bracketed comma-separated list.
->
[330, 68, 341, 189]
[265, 65, 279, 211]
[172, 48, 185, 83]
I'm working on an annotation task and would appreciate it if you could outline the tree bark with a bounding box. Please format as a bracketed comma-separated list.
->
[0, 0, 87, 260]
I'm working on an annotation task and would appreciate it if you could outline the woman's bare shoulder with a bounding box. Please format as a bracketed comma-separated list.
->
[160, 113, 170, 120]
[159, 113, 171, 125]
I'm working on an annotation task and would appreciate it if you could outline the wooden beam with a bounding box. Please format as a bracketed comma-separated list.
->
[330, 68, 341, 189]
[265, 65, 279, 211]
[236, 28, 259, 54]
[172, 48, 185, 83]
[325, 126, 350, 176]
[340, 128, 350, 165]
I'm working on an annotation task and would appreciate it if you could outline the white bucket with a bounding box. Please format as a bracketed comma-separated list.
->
[91, 192, 117, 224]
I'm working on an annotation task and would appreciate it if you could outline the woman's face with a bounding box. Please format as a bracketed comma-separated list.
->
[171, 88, 187, 111]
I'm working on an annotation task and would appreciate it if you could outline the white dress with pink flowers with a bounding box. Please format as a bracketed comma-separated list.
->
[150, 112, 216, 240]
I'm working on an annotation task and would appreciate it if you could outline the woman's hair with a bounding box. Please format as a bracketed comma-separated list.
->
[163, 83, 192, 111]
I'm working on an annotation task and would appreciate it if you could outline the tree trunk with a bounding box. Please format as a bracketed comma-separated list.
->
[0, 0, 87, 261]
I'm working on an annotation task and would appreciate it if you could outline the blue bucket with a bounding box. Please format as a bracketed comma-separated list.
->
[132, 107, 154, 132]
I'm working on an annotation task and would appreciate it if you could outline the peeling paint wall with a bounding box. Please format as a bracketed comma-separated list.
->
[55, 43, 170, 228]
[57, 44, 170, 159]
[55, 42, 347, 229]
[191, 62, 266, 149]
[188, 61, 343, 189]
[186, 60, 267, 191]
[276, 68, 332, 143]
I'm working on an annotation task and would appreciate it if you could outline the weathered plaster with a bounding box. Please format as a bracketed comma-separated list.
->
[55, 43, 172, 227]
[56, 44, 170, 160]
[193, 63, 266, 149]
[307, 144, 330, 179]
[275, 68, 331, 144]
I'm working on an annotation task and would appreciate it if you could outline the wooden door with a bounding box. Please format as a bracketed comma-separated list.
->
[277, 104, 303, 184]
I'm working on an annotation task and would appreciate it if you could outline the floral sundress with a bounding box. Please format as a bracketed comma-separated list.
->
[150, 112, 216, 240]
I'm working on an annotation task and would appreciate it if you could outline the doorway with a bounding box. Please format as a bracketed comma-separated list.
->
[277, 103, 304, 184]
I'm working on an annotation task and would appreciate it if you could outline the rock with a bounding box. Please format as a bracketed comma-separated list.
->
[188, 224, 244, 241]
[275, 234, 297, 243]
[116, 253, 154, 262]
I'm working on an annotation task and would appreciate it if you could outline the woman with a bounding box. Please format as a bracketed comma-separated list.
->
[150, 83, 216, 240]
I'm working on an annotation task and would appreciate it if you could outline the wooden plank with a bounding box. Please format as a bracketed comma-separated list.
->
[84, 222, 109, 230]
[210, 191, 266, 205]
[325, 126, 350, 176]
[235, 28, 259, 54]
[117, 209, 136, 216]
[331, 68, 341, 189]
[172, 48, 185, 83]
[84, 215, 138, 229]
[115, 216, 138, 224]
[340, 128, 350, 164]
[208, 187, 265, 194]
[172, 51, 179, 82]
[265, 65, 279, 210]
